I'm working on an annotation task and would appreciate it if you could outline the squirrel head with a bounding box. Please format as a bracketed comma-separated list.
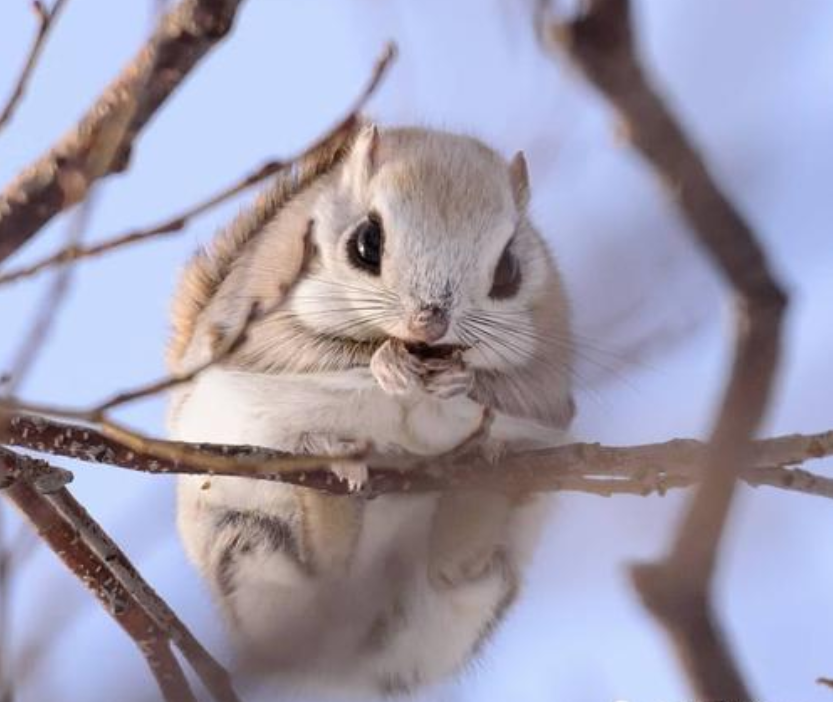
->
[285, 124, 564, 372]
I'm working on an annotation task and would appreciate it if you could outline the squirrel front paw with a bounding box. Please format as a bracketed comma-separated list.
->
[420, 354, 473, 399]
[370, 340, 473, 399]
[371, 340, 486, 455]
[370, 340, 425, 397]
[297, 433, 368, 492]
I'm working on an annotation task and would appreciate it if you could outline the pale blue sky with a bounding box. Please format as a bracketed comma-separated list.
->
[1, 1, 832, 701]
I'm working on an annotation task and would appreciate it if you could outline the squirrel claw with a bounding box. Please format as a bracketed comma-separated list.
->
[330, 460, 369, 493]
[371, 340, 425, 396]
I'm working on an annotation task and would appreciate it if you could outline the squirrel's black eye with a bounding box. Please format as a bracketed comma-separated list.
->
[489, 240, 522, 299]
[347, 214, 384, 275]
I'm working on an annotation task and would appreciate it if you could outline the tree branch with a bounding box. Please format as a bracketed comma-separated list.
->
[544, 1, 788, 699]
[0, 0, 248, 264]
[3, 410, 831, 499]
[0, 40, 397, 288]
[0, 448, 198, 702]
[0, 159, 280, 287]
[44, 487, 240, 702]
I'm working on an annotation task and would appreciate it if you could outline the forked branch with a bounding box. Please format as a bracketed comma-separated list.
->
[0, 448, 200, 702]
[544, 1, 787, 699]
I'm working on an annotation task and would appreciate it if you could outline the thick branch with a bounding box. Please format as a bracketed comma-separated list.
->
[0, 41, 396, 288]
[0, 0, 247, 263]
[548, 2, 788, 699]
[45, 488, 240, 702]
[0, 448, 196, 702]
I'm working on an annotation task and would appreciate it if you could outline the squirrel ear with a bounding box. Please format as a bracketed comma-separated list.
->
[509, 151, 530, 211]
[347, 123, 380, 190]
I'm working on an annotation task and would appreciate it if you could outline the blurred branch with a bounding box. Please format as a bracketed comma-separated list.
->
[0, 447, 200, 702]
[0, 0, 69, 134]
[0, 40, 398, 472]
[5, 58, 143, 393]
[542, 1, 787, 700]
[89, 300, 259, 419]
[0, 160, 280, 287]
[0, 0, 249, 264]
[44, 488, 240, 702]
[3, 410, 831, 499]
[0, 41, 396, 286]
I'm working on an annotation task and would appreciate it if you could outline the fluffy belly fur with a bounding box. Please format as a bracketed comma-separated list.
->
[171, 366, 554, 697]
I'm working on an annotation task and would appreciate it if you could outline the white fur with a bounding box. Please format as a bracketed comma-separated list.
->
[171, 366, 565, 696]
[169, 126, 574, 697]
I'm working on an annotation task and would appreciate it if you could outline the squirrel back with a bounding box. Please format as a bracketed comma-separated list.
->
[167, 119, 361, 369]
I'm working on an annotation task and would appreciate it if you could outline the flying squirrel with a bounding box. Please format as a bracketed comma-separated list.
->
[167, 122, 575, 698]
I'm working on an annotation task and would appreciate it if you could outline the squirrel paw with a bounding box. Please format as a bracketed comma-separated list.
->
[330, 460, 369, 493]
[299, 434, 369, 492]
[371, 340, 473, 399]
[421, 355, 473, 399]
[370, 339, 426, 397]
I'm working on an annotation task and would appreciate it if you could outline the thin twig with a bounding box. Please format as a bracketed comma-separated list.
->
[0, 0, 69, 134]
[88, 301, 259, 420]
[0, 40, 398, 458]
[0, 160, 281, 286]
[0, 399, 355, 477]
[0, 0, 249, 264]
[545, 2, 787, 699]
[3, 410, 831, 499]
[0, 41, 398, 457]
[1, 299, 258, 440]
[5, 60, 144, 393]
[0, 448, 196, 702]
[1, 41, 397, 419]
[0, 41, 397, 286]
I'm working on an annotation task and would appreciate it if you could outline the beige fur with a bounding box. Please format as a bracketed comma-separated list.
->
[168, 123, 575, 697]
[167, 120, 360, 369]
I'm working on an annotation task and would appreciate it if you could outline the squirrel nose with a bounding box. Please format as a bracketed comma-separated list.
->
[407, 305, 449, 344]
